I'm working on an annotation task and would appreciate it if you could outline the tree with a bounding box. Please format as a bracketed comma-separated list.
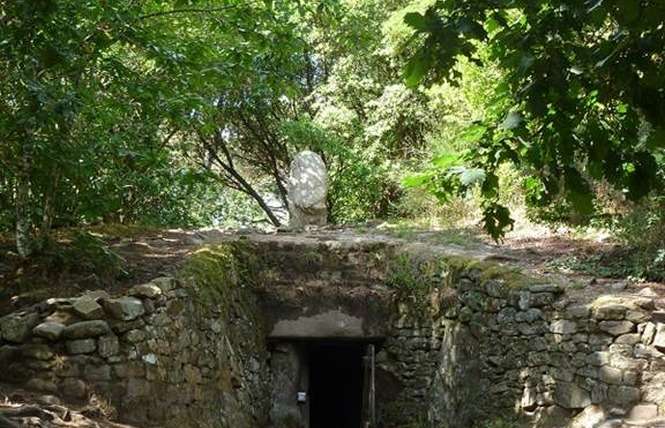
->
[302, 0, 441, 221]
[185, 0, 438, 225]
[402, 0, 665, 239]
[0, 1, 288, 252]
[0, 0, 146, 255]
[183, 3, 308, 226]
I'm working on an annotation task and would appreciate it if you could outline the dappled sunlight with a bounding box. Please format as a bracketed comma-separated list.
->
[1, 0, 664, 426]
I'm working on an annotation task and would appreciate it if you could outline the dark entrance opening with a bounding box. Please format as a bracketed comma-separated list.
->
[308, 341, 365, 428]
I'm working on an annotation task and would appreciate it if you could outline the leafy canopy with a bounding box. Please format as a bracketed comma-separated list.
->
[402, 0, 665, 239]
[0, 0, 299, 240]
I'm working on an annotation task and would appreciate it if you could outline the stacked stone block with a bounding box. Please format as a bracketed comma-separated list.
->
[377, 264, 665, 428]
[0, 276, 270, 428]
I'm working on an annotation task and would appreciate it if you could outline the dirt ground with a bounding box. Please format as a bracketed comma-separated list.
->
[1, 224, 663, 316]
[0, 382, 136, 428]
[0, 227, 203, 314]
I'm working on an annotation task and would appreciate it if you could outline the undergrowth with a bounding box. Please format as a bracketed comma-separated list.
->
[479, 417, 520, 428]
[535, 194, 665, 282]
[179, 244, 239, 307]
[548, 249, 665, 282]
[38, 231, 128, 281]
[386, 250, 539, 317]
[386, 252, 458, 315]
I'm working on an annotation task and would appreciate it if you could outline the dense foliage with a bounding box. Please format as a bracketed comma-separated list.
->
[2, 0, 665, 269]
[402, 0, 665, 239]
[0, 0, 248, 254]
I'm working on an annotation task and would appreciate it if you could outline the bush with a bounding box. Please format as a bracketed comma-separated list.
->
[38, 231, 128, 282]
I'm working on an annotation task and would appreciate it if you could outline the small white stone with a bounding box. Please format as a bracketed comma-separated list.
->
[652, 323, 665, 350]
[627, 403, 658, 421]
[550, 319, 577, 335]
[142, 353, 158, 365]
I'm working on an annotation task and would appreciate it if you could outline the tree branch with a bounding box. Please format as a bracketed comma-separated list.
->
[138, 6, 237, 20]
[196, 131, 281, 226]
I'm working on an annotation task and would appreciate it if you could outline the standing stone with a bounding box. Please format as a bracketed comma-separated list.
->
[269, 343, 303, 427]
[287, 151, 328, 228]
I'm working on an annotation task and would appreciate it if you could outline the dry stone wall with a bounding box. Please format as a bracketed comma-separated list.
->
[376, 256, 665, 428]
[1, 234, 665, 428]
[0, 273, 270, 428]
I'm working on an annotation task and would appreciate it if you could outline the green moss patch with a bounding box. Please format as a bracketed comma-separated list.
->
[386, 249, 542, 317]
[178, 240, 260, 308]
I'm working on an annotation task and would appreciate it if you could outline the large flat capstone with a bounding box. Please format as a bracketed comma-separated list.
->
[269, 310, 366, 339]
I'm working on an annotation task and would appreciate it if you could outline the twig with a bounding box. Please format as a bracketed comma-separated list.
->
[0, 404, 55, 420]
[138, 6, 238, 20]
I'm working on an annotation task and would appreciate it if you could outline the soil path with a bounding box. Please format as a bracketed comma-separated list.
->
[1, 226, 663, 315]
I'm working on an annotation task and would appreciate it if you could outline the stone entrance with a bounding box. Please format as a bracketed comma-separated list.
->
[309, 341, 365, 428]
[269, 339, 379, 428]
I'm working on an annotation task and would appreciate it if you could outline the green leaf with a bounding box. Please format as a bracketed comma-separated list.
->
[481, 172, 499, 199]
[404, 52, 431, 88]
[458, 124, 487, 143]
[626, 152, 658, 200]
[482, 203, 514, 241]
[615, 0, 641, 23]
[646, 127, 665, 149]
[564, 168, 594, 215]
[432, 153, 461, 168]
[485, 16, 501, 33]
[404, 12, 429, 32]
[402, 173, 432, 188]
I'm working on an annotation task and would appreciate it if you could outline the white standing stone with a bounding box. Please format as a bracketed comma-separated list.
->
[287, 150, 328, 228]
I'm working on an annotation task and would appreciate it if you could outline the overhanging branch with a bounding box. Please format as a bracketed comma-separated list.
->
[138, 6, 238, 20]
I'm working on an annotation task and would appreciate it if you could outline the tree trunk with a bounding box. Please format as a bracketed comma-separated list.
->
[15, 144, 32, 257]
[222, 166, 282, 227]
[37, 170, 60, 249]
[245, 184, 282, 227]
[200, 131, 282, 227]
